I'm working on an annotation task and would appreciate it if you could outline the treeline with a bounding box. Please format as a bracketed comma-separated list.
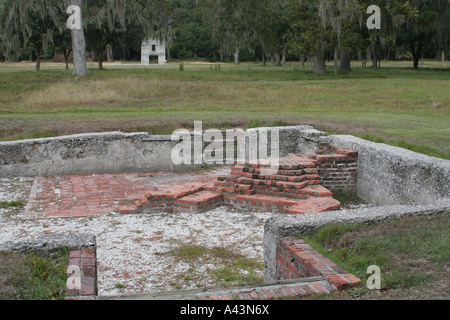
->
[1, 0, 449, 74]
[0, 0, 171, 71]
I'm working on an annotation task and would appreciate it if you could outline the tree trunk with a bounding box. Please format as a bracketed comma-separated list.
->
[107, 46, 113, 62]
[339, 49, 351, 72]
[313, 40, 326, 75]
[333, 46, 339, 75]
[234, 47, 240, 65]
[274, 51, 281, 66]
[98, 56, 103, 70]
[97, 48, 105, 70]
[371, 44, 378, 70]
[35, 46, 42, 72]
[68, 0, 88, 76]
[300, 55, 305, 68]
[410, 41, 423, 70]
[63, 48, 71, 70]
[313, 55, 326, 75]
[280, 43, 287, 66]
[366, 47, 371, 62]
[262, 53, 266, 66]
[413, 55, 420, 69]
[442, 51, 445, 63]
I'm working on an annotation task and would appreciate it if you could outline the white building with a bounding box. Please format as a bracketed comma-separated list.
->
[141, 38, 166, 65]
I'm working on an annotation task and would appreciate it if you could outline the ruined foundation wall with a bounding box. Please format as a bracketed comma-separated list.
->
[0, 132, 201, 177]
[264, 134, 450, 283]
[0, 126, 324, 178]
[263, 200, 450, 282]
[321, 135, 450, 206]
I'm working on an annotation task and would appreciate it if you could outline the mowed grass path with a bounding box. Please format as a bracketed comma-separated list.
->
[0, 60, 449, 158]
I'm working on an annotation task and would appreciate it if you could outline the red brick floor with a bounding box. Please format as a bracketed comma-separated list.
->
[22, 172, 217, 220]
[22, 157, 343, 220]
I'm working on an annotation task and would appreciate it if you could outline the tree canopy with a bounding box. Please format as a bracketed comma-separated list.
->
[0, 0, 447, 74]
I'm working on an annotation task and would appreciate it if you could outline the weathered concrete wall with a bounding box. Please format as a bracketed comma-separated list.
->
[0, 132, 202, 177]
[321, 135, 450, 206]
[263, 199, 450, 282]
[0, 233, 96, 253]
[245, 125, 325, 159]
[0, 126, 323, 178]
[264, 134, 450, 282]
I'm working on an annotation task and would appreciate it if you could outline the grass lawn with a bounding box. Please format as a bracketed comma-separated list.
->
[298, 213, 449, 300]
[162, 242, 264, 289]
[0, 60, 447, 300]
[0, 248, 69, 300]
[0, 59, 449, 159]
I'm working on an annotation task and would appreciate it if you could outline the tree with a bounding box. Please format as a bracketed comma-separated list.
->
[359, 0, 416, 70]
[0, 0, 66, 71]
[169, 0, 218, 61]
[199, 0, 255, 64]
[287, 0, 330, 74]
[83, 0, 122, 70]
[251, 0, 291, 66]
[318, 0, 363, 73]
[0, 0, 172, 74]
[109, 13, 145, 61]
[397, 0, 450, 69]
[66, 0, 88, 76]
[52, 25, 73, 70]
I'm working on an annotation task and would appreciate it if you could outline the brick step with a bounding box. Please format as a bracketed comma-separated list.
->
[174, 191, 223, 213]
[232, 160, 318, 171]
[217, 174, 321, 185]
[119, 183, 207, 214]
[239, 167, 319, 175]
[118, 203, 139, 214]
[144, 184, 204, 201]
[121, 189, 339, 215]
[223, 194, 340, 215]
[251, 185, 333, 199]
[288, 197, 341, 215]
[212, 177, 332, 199]
[230, 170, 319, 179]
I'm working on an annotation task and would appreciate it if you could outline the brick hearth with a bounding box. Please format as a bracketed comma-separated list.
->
[123, 144, 358, 215]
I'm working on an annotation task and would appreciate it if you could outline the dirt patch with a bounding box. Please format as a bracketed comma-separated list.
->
[315, 270, 450, 300]
[0, 250, 69, 300]
[0, 117, 372, 141]
[0, 251, 30, 299]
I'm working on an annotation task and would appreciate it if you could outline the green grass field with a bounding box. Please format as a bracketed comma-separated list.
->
[1, 59, 449, 159]
[301, 214, 449, 300]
